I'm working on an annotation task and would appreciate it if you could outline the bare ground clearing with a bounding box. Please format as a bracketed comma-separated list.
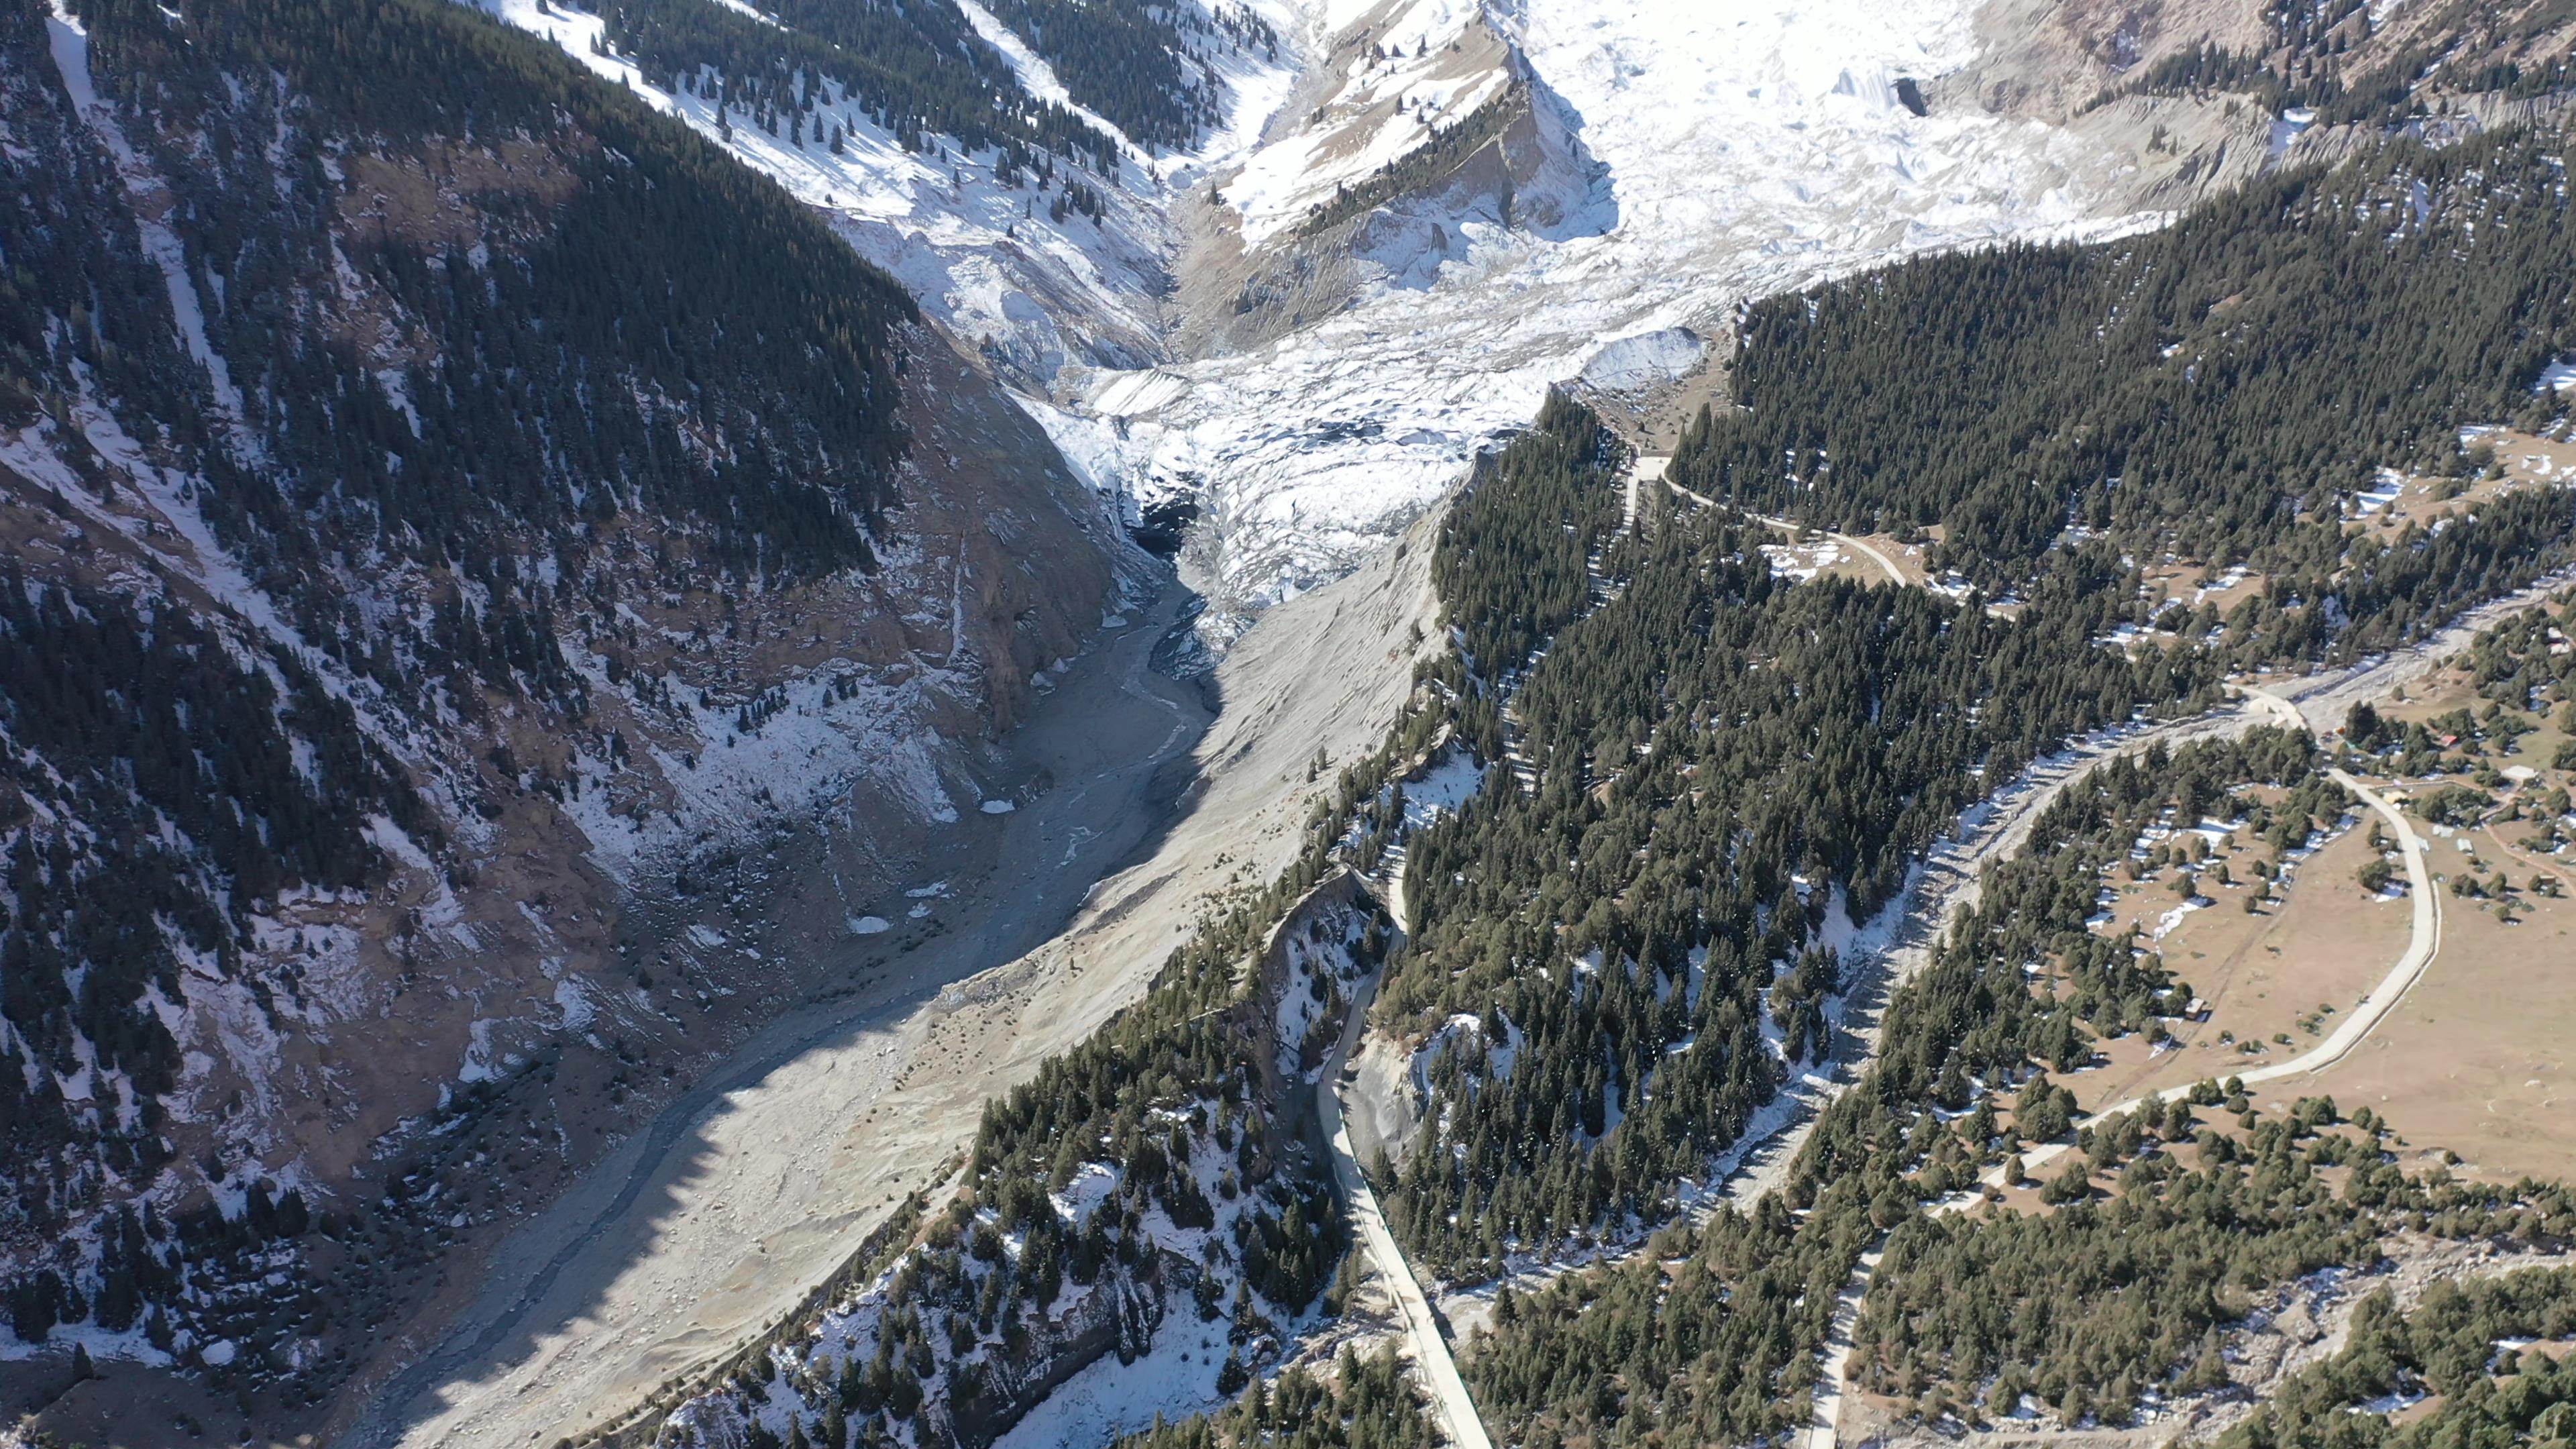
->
[2312, 831, 2576, 1185]
[2070, 822, 2408, 1115]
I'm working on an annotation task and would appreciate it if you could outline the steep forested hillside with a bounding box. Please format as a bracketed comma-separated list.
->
[1672, 127, 2576, 603]
[2095, 0, 2576, 125]
[600, 0, 1120, 169]
[1379, 397, 2219, 1279]
[1456, 724, 2576, 1444]
[654, 111, 2576, 1447]
[598, 0, 1271, 164]
[0, 0, 1132, 1426]
[1111, 1346, 1436, 1449]
[981, 0, 1275, 151]
[104, 0, 916, 585]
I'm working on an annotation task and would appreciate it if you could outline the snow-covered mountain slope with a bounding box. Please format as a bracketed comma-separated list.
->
[470, 0, 1299, 388]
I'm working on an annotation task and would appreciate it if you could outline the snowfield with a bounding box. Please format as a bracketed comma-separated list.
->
[1221, 0, 1513, 245]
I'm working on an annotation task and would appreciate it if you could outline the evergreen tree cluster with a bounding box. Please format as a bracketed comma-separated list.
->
[600, 0, 1120, 172]
[1854, 1100, 2576, 1426]
[980, 0, 1273, 152]
[74, 0, 916, 589]
[0, 0, 198, 434]
[1458, 730, 2342, 1442]
[0, 572, 427, 1252]
[1110, 1344, 1439, 1449]
[2088, 0, 2576, 125]
[1381, 399, 2238, 1280]
[1431, 390, 1628, 680]
[2455, 592, 2576, 720]
[954, 862, 1391, 1332]
[1466, 1177, 1876, 1446]
[1669, 128, 2576, 597]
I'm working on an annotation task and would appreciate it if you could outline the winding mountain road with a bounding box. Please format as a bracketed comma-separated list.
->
[1397, 480, 2549, 1449]
[2010, 765, 2440, 1181]
[1799, 671, 2487, 1449]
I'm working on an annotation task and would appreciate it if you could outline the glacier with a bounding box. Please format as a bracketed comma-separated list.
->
[476, 0, 2212, 640]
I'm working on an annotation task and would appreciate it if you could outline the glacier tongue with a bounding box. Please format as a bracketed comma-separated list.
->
[1085, 0, 2184, 632]
[475, 0, 2202, 639]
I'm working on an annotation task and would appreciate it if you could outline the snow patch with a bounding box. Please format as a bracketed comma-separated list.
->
[1578, 327, 1709, 392]
[989, 1283, 1233, 1448]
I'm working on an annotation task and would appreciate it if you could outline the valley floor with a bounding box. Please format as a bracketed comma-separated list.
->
[347, 587, 1215, 1449]
[354, 499, 1446, 1449]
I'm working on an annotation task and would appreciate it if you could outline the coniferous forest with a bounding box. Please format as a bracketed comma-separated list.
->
[690, 112, 2576, 1449]
[1671, 127, 2576, 606]
[1384, 395, 2214, 1279]
[1112, 106, 2576, 1418]
[1457, 719, 2576, 1445]
[0, 0, 987, 1408]
[1375, 121, 2576, 1442]
[1, 0, 921, 1172]
[9, 0, 2576, 1434]
[2094, 0, 2576, 125]
[601, 0, 1122, 170]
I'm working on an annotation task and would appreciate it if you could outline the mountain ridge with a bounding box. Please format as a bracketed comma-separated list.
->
[0, 0, 1162, 1434]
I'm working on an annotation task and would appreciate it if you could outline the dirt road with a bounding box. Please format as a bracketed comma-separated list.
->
[1803, 671, 2483, 1449]
[1320, 963, 1494, 1449]
[1758, 574, 2575, 1449]
[2255, 567, 2576, 735]
[1629, 453, 1909, 587]
[1801, 761, 2441, 1449]
[1805, 1246, 1884, 1449]
[2008, 766, 2440, 1186]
